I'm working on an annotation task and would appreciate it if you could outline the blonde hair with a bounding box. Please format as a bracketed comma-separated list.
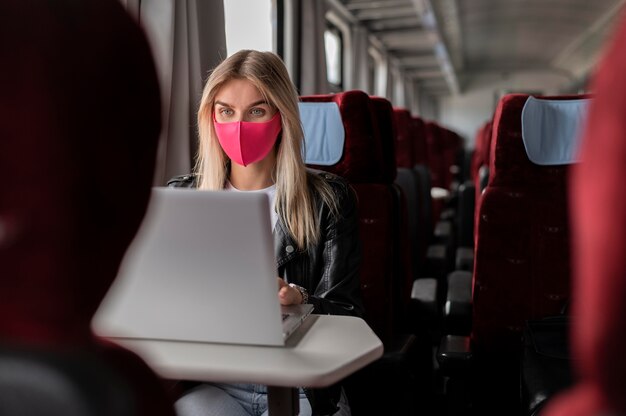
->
[196, 50, 336, 250]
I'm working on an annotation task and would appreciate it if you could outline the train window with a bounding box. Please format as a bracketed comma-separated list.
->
[224, 0, 274, 55]
[367, 56, 376, 95]
[324, 23, 343, 90]
[368, 47, 386, 98]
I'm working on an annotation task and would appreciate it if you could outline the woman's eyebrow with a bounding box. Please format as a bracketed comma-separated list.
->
[249, 100, 269, 107]
[214, 100, 269, 108]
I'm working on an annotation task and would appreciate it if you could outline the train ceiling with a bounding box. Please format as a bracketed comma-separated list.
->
[333, 0, 625, 95]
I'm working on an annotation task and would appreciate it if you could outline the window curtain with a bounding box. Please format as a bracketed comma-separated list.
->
[349, 26, 369, 92]
[298, 0, 329, 95]
[128, 0, 227, 184]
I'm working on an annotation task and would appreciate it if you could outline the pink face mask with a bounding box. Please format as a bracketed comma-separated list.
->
[213, 112, 282, 167]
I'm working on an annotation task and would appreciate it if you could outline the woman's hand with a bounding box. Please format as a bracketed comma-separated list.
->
[277, 277, 303, 305]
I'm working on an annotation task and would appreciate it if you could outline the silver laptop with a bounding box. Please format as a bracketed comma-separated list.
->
[92, 187, 313, 346]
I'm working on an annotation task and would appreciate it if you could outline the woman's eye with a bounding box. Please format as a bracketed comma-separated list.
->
[250, 108, 265, 117]
[220, 108, 234, 116]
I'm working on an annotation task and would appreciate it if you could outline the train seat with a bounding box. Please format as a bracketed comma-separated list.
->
[424, 121, 446, 191]
[411, 116, 434, 261]
[369, 96, 436, 415]
[472, 93, 589, 353]
[391, 107, 420, 279]
[453, 120, 492, 274]
[373, 100, 415, 329]
[440, 128, 463, 191]
[0, 1, 175, 414]
[543, 10, 626, 415]
[301, 91, 423, 341]
[389, 107, 441, 326]
[300, 91, 395, 343]
[425, 123, 457, 266]
[475, 120, 493, 204]
[438, 93, 589, 413]
[452, 120, 493, 272]
[300, 92, 431, 415]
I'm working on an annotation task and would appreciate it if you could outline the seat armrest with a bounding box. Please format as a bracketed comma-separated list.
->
[437, 335, 473, 375]
[439, 208, 456, 222]
[410, 278, 438, 321]
[444, 271, 472, 335]
[426, 244, 451, 281]
[455, 247, 474, 271]
[456, 181, 475, 247]
[434, 220, 452, 242]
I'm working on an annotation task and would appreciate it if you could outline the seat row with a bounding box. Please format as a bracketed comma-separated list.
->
[437, 92, 594, 414]
[298, 90, 466, 414]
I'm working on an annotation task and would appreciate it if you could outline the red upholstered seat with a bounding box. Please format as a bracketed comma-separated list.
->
[301, 91, 392, 184]
[392, 108, 415, 169]
[424, 122, 446, 190]
[471, 94, 588, 353]
[368, 103, 415, 321]
[424, 122, 450, 226]
[301, 91, 397, 343]
[473, 120, 493, 209]
[390, 107, 419, 265]
[0, 1, 174, 414]
[440, 128, 462, 190]
[543, 10, 626, 416]
[471, 121, 490, 181]
[411, 116, 429, 167]
[410, 117, 434, 253]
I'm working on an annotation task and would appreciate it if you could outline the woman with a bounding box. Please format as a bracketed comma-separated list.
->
[170, 50, 363, 416]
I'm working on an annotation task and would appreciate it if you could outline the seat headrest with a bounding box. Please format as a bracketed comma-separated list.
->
[300, 90, 391, 183]
[299, 102, 345, 166]
[489, 94, 589, 188]
[521, 96, 590, 165]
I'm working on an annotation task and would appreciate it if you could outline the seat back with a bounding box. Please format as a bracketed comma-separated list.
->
[424, 122, 446, 190]
[391, 107, 420, 278]
[411, 117, 434, 248]
[471, 121, 491, 181]
[472, 93, 589, 353]
[300, 91, 397, 343]
[0, 1, 174, 414]
[545, 11, 626, 416]
[474, 121, 493, 212]
[440, 128, 462, 190]
[411, 116, 429, 167]
[368, 101, 414, 327]
[392, 108, 415, 169]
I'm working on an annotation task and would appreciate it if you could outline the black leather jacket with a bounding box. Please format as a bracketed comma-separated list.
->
[167, 170, 364, 415]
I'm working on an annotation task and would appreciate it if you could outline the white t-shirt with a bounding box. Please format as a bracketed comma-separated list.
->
[226, 182, 278, 230]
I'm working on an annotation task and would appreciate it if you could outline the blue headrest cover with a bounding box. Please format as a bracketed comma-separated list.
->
[299, 102, 345, 165]
[521, 96, 590, 165]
